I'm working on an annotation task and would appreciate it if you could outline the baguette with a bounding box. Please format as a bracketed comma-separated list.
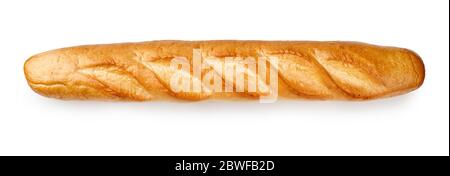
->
[24, 41, 425, 101]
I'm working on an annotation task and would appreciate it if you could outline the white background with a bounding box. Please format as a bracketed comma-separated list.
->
[0, 0, 448, 156]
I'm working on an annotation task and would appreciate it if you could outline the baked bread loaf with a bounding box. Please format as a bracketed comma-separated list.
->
[24, 41, 425, 101]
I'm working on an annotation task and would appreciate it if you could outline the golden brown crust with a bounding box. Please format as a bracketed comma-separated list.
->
[23, 40, 425, 101]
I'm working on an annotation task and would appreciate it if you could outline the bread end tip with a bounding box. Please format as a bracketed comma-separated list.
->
[406, 49, 425, 89]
